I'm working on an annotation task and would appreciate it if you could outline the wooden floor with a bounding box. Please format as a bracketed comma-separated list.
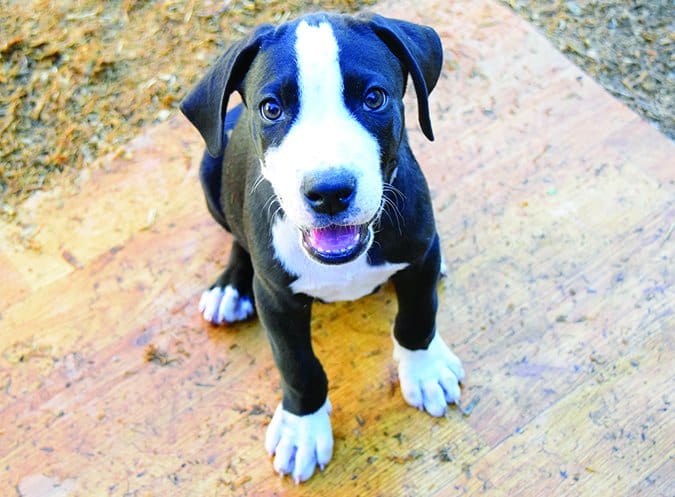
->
[1, 0, 673, 495]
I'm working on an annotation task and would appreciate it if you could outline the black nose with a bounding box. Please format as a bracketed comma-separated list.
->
[302, 170, 357, 216]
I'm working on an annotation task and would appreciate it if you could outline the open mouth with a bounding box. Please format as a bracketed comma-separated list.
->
[301, 223, 372, 265]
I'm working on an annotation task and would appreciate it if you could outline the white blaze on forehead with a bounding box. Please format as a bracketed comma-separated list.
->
[262, 20, 383, 229]
[295, 21, 344, 118]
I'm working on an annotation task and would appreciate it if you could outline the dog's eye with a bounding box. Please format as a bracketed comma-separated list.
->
[260, 99, 283, 121]
[363, 88, 387, 110]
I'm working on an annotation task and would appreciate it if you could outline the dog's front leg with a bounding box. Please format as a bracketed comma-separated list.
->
[253, 277, 333, 483]
[391, 234, 465, 417]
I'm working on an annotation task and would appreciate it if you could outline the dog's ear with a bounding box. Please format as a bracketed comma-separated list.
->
[364, 14, 443, 141]
[180, 25, 274, 157]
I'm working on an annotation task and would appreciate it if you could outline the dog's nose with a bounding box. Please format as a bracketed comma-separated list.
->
[302, 170, 356, 216]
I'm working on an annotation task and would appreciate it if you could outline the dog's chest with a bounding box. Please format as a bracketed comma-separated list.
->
[271, 217, 408, 302]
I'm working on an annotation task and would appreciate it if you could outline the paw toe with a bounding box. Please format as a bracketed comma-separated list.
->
[446, 355, 465, 383]
[200, 287, 224, 323]
[440, 369, 461, 404]
[400, 379, 423, 410]
[293, 442, 318, 484]
[265, 406, 283, 456]
[218, 285, 238, 322]
[273, 438, 296, 476]
[315, 429, 334, 468]
[422, 380, 447, 417]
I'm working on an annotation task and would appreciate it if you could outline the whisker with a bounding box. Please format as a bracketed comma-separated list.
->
[270, 204, 283, 224]
[263, 194, 278, 220]
[383, 182, 406, 203]
[266, 195, 285, 225]
[379, 190, 404, 235]
[250, 173, 266, 194]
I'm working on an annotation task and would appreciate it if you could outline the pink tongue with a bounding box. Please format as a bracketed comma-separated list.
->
[308, 225, 360, 253]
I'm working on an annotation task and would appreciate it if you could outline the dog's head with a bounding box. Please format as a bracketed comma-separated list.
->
[181, 13, 442, 265]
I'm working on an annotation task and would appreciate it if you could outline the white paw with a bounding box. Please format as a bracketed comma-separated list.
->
[264, 399, 333, 484]
[393, 333, 464, 417]
[198, 285, 254, 324]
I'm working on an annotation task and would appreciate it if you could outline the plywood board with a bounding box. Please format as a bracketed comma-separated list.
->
[1, 0, 672, 495]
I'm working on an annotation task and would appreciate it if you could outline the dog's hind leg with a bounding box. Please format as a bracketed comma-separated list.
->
[199, 241, 255, 324]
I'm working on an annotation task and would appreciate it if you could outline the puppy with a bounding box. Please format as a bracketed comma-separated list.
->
[181, 11, 464, 483]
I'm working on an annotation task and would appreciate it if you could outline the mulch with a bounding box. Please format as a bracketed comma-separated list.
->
[1, 0, 671, 218]
[503, 0, 673, 139]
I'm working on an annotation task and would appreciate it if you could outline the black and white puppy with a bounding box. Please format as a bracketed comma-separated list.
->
[181, 12, 464, 483]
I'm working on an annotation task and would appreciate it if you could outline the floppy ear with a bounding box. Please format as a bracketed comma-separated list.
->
[363, 14, 443, 141]
[180, 25, 274, 157]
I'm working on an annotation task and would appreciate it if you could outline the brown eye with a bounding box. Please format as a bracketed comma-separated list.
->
[260, 98, 283, 121]
[363, 88, 387, 110]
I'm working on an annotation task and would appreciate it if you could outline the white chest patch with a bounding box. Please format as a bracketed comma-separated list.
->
[271, 216, 408, 302]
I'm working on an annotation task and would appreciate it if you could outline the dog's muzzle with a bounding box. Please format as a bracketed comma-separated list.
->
[299, 169, 374, 264]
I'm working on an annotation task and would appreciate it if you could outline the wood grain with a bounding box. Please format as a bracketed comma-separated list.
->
[1, 0, 672, 495]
